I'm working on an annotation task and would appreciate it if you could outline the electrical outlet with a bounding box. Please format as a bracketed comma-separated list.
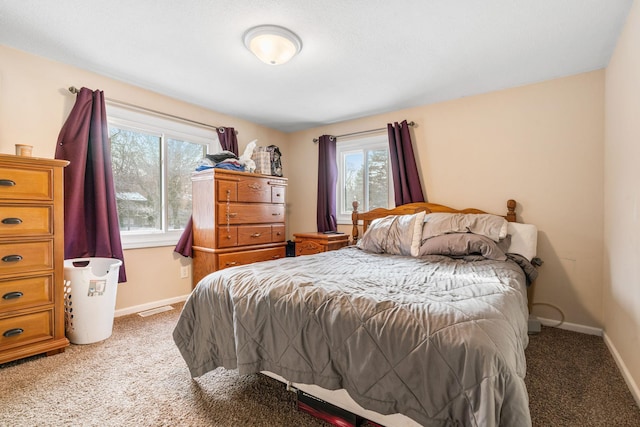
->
[180, 265, 189, 279]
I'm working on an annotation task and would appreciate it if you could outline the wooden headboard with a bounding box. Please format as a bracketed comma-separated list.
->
[351, 199, 517, 243]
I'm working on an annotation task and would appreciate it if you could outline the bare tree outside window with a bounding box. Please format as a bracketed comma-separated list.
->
[167, 138, 204, 230]
[344, 151, 364, 214]
[109, 127, 206, 234]
[110, 127, 161, 231]
[367, 149, 389, 210]
[341, 145, 390, 216]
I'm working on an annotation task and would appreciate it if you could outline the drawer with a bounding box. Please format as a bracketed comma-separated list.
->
[271, 225, 285, 242]
[271, 186, 285, 204]
[0, 241, 53, 276]
[217, 203, 285, 225]
[218, 225, 285, 247]
[296, 240, 325, 256]
[238, 225, 272, 245]
[217, 180, 238, 203]
[237, 177, 272, 203]
[0, 309, 53, 350]
[217, 226, 238, 248]
[0, 275, 53, 312]
[218, 246, 285, 270]
[0, 206, 52, 237]
[0, 167, 53, 201]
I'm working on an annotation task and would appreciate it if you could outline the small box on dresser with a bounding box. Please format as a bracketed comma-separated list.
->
[0, 154, 69, 364]
[191, 168, 287, 286]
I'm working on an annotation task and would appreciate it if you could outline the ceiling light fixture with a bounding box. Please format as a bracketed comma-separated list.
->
[243, 25, 302, 65]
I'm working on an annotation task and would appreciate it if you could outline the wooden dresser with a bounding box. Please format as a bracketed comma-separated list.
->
[0, 155, 69, 364]
[294, 232, 350, 256]
[191, 169, 287, 285]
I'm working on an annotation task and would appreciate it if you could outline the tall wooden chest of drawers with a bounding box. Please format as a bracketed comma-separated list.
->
[191, 169, 287, 286]
[0, 154, 69, 364]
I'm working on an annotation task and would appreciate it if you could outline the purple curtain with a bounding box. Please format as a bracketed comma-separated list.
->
[316, 135, 337, 232]
[388, 120, 425, 205]
[55, 87, 127, 282]
[174, 127, 238, 257]
[173, 216, 194, 258]
[218, 127, 239, 154]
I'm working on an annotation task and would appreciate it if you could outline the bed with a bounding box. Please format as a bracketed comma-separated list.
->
[173, 199, 538, 426]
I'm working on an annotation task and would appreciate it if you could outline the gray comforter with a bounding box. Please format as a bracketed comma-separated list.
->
[173, 247, 532, 426]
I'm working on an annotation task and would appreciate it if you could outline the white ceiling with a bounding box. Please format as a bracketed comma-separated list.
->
[0, 0, 634, 133]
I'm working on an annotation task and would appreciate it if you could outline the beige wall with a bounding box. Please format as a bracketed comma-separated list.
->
[288, 71, 605, 330]
[604, 0, 640, 403]
[0, 45, 289, 312]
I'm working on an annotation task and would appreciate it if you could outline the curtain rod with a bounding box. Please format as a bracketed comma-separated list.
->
[68, 86, 237, 135]
[312, 121, 416, 143]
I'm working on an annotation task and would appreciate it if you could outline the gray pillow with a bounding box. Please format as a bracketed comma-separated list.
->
[418, 233, 509, 260]
[422, 213, 508, 242]
[357, 211, 426, 256]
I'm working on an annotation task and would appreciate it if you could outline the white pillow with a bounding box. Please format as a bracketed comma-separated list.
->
[506, 222, 538, 261]
[408, 211, 426, 256]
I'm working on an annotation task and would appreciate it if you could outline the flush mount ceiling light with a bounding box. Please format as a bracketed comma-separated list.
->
[243, 25, 302, 65]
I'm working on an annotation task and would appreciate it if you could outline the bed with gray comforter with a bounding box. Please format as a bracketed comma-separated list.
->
[173, 246, 534, 426]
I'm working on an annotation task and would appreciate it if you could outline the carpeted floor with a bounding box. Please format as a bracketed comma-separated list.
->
[1, 303, 638, 427]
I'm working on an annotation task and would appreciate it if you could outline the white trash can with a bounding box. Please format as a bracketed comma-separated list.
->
[63, 258, 122, 345]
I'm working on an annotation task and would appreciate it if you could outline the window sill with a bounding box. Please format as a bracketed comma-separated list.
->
[121, 232, 182, 250]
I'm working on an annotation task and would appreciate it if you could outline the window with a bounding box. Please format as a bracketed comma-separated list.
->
[107, 104, 220, 249]
[336, 134, 394, 224]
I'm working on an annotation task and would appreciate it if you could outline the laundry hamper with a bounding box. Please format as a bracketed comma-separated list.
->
[63, 258, 122, 344]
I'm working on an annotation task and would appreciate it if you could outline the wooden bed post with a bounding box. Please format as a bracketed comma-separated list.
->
[506, 199, 516, 222]
[351, 200, 359, 243]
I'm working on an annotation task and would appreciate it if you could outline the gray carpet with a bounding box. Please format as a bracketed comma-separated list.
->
[1, 304, 638, 427]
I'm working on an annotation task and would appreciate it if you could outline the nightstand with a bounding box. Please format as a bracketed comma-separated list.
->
[293, 232, 350, 256]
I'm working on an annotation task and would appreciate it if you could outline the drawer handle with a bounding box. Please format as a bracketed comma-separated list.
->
[248, 183, 262, 190]
[272, 213, 281, 216]
[272, 255, 281, 259]
[227, 213, 238, 218]
[250, 233, 262, 238]
[1, 217, 23, 225]
[2, 291, 23, 300]
[2, 255, 23, 263]
[226, 235, 232, 240]
[0, 179, 16, 187]
[3, 328, 24, 338]
[276, 231, 282, 236]
[225, 261, 238, 266]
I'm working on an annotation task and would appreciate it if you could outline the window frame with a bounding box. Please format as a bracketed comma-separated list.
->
[107, 104, 220, 249]
[335, 134, 394, 225]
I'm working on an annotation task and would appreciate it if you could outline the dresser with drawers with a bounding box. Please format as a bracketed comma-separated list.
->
[0, 154, 69, 364]
[191, 168, 287, 286]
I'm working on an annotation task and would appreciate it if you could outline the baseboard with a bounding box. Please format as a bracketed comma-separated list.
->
[603, 332, 640, 408]
[536, 316, 603, 336]
[114, 294, 190, 317]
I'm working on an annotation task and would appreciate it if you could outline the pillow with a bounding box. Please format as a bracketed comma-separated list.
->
[418, 233, 508, 260]
[422, 213, 508, 242]
[357, 211, 426, 256]
[506, 222, 538, 261]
